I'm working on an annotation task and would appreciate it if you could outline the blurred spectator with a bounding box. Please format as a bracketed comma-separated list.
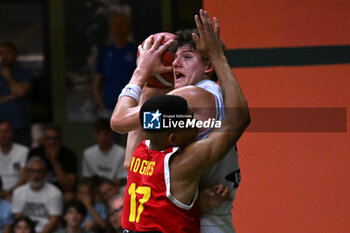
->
[54, 200, 95, 233]
[10, 216, 35, 233]
[27, 125, 77, 201]
[0, 42, 33, 147]
[76, 179, 107, 232]
[0, 178, 13, 233]
[92, 12, 137, 119]
[12, 157, 62, 233]
[97, 178, 121, 208]
[107, 196, 123, 233]
[82, 119, 127, 186]
[0, 120, 28, 200]
[31, 123, 44, 148]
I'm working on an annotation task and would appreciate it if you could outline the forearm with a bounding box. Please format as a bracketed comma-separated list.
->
[212, 56, 248, 109]
[124, 129, 146, 169]
[86, 205, 107, 229]
[40, 218, 59, 233]
[0, 94, 16, 105]
[52, 161, 75, 191]
[3, 225, 10, 233]
[212, 56, 250, 137]
[110, 101, 141, 134]
[6, 77, 29, 97]
[92, 75, 105, 109]
[110, 68, 149, 134]
[202, 61, 250, 166]
[111, 34, 174, 132]
[93, 89, 105, 110]
[198, 184, 232, 213]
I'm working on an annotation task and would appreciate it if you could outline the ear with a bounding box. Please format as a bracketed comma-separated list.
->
[204, 60, 214, 77]
[168, 132, 177, 146]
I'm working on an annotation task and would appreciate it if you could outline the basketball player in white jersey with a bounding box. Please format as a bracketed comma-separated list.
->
[111, 10, 244, 233]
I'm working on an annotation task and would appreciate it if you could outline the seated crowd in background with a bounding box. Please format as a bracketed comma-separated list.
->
[0, 10, 143, 233]
[0, 118, 126, 233]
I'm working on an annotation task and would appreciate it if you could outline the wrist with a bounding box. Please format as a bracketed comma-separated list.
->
[118, 84, 142, 104]
[85, 202, 93, 209]
[129, 68, 150, 87]
[52, 161, 61, 168]
[3, 74, 13, 82]
[210, 55, 227, 66]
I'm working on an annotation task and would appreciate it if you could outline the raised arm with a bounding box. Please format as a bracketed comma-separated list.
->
[110, 35, 173, 134]
[177, 10, 250, 181]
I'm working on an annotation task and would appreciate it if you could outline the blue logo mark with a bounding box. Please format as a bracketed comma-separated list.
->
[143, 110, 162, 129]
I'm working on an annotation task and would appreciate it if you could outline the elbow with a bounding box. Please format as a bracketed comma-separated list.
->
[241, 99, 251, 128]
[110, 115, 128, 134]
[237, 105, 251, 132]
[243, 110, 251, 129]
[13, 90, 25, 98]
[123, 161, 130, 171]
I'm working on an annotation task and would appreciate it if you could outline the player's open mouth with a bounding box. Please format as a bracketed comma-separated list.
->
[174, 71, 185, 79]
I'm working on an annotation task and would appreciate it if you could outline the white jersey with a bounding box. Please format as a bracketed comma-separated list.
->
[12, 182, 63, 233]
[0, 143, 28, 191]
[82, 144, 127, 180]
[196, 79, 240, 233]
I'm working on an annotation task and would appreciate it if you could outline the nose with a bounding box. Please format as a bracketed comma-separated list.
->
[172, 56, 181, 67]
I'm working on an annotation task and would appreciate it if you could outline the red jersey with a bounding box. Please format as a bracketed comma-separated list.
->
[122, 140, 200, 233]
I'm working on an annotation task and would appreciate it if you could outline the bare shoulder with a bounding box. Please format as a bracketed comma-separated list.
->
[168, 85, 215, 108]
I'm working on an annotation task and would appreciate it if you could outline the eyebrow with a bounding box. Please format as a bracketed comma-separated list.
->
[179, 50, 193, 53]
[176, 49, 194, 54]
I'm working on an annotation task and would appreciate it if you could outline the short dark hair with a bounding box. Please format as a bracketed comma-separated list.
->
[169, 29, 198, 54]
[139, 95, 189, 133]
[0, 42, 18, 54]
[11, 217, 36, 233]
[0, 119, 12, 127]
[93, 118, 111, 131]
[43, 124, 61, 133]
[26, 156, 47, 170]
[169, 28, 226, 82]
[63, 200, 87, 217]
[98, 177, 116, 188]
[77, 177, 95, 195]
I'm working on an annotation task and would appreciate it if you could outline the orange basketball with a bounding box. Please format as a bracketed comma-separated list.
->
[137, 32, 176, 88]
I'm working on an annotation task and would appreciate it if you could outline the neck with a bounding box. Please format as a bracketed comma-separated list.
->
[148, 133, 172, 151]
[99, 143, 112, 153]
[149, 143, 167, 151]
[66, 225, 82, 233]
[114, 37, 127, 47]
[30, 185, 43, 191]
[30, 181, 44, 191]
[1, 143, 12, 154]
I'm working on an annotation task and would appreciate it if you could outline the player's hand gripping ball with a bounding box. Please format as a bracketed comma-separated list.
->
[137, 32, 176, 88]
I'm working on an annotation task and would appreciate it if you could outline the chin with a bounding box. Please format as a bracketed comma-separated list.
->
[174, 82, 185, 89]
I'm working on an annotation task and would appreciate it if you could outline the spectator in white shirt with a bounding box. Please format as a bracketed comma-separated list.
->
[0, 120, 28, 200]
[12, 157, 62, 233]
[82, 119, 127, 187]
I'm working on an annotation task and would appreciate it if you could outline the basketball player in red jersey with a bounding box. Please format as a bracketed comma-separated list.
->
[112, 10, 240, 232]
[114, 10, 250, 233]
